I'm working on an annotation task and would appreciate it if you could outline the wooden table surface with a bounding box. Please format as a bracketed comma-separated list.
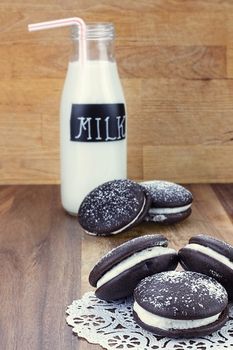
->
[0, 184, 233, 350]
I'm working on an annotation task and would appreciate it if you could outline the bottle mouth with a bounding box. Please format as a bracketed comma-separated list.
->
[71, 22, 115, 40]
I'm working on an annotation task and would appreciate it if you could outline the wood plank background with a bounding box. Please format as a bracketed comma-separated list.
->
[1, 0, 233, 184]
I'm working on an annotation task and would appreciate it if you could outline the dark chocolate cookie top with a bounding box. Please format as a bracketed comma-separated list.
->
[134, 271, 228, 319]
[141, 180, 193, 208]
[78, 179, 149, 235]
[89, 234, 168, 287]
[189, 234, 233, 262]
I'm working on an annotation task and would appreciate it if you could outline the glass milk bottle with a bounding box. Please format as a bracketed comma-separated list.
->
[60, 23, 127, 214]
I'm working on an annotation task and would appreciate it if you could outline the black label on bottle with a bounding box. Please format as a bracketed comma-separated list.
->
[70, 103, 126, 142]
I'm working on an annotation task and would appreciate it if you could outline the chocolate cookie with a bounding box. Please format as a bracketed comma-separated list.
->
[133, 271, 228, 338]
[141, 180, 193, 224]
[179, 234, 233, 300]
[78, 179, 151, 236]
[89, 234, 178, 301]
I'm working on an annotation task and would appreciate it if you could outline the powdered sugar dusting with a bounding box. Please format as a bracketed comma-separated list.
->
[141, 180, 193, 207]
[135, 271, 228, 319]
[78, 179, 146, 234]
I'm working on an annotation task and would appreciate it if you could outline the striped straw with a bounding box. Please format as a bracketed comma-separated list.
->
[28, 17, 87, 63]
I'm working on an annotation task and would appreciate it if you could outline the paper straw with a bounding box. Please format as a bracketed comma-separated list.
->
[28, 17, 87, 63]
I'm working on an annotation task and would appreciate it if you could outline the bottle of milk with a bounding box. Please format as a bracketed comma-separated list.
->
[60, 23, 127, 214]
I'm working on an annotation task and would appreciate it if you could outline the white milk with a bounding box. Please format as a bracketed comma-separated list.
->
[60, 60, 127, 214]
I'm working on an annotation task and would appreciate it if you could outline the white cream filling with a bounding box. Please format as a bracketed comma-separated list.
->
[185, 243, 233, 270]
[147, 214, 167, 222]
[149, 203, 192, 215]
[85, 197, 146, 236]
[96, 246, 176, 288]
[134, 301, 220, 330]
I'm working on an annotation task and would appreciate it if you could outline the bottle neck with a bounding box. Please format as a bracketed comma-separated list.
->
[71, 38, 115, 62]
[71, 23, 115, 62]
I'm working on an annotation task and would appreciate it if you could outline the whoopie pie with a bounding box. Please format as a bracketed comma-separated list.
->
[179, 234, 233, 300]
[141, 180, 193, 224]
[89, 234, 178, 301]
[133, 271, 228, 338]
[78, 179, 151, 236]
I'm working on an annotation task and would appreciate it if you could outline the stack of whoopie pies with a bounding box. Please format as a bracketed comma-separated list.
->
[78, 179, 232, 338]
[88, 233, 233, 338]
[78, 179, 193, 235]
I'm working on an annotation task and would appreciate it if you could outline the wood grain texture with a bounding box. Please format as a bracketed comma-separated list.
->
[0, 184, 233, 349]
[143, 145, 233, 183]
[0, 185, 81, 349]
[1, 1, 233, 183]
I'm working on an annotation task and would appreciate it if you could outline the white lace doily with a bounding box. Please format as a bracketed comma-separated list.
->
[66, 292, 233, 350]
